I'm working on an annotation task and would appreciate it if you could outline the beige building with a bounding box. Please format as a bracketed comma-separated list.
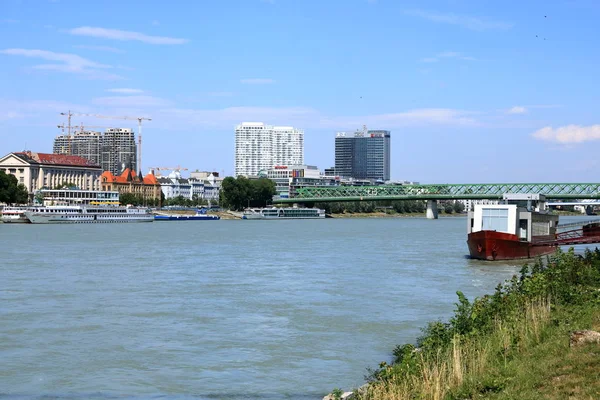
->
[0, 151, 102, 201]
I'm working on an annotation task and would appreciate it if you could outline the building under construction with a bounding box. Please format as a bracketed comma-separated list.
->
[53, 128, 137, 175]
[53, 131, 103, 166]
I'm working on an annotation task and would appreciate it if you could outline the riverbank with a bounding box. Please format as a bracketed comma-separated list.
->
[329, 248, 600, 399]
[328, 211, 465, 218]
[152, 209, 239, 219]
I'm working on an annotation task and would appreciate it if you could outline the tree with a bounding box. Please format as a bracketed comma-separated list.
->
[250, 178, 276, 207]
[220, 176, 276, 211]
[0, 171, 28, 205]
[119, 192, 139, 206]
[34, 191, 44, 205]
[54, 182, 77, 189]
[442, 201, 454, 214]
[220, 176, 251, 211]
[453, 201, 465, 214]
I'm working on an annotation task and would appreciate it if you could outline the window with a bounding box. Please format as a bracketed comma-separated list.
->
[481, 208, 509, 232]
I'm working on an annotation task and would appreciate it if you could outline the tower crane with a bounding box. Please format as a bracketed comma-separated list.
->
[59, 111, 151, 173]
[57, 123, 116, 133]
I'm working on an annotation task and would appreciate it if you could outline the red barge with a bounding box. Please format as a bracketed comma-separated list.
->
[467, 194, 600, 261]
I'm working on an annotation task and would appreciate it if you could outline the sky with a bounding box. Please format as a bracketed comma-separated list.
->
[1, 0, 599, 183]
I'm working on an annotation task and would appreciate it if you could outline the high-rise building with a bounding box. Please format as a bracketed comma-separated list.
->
[101, 128, 137, 175]
[53, 128, 137, 175]
[53, 131, 103, 166]
[234, 122, 304, 177]
[334, 129, 391, 181]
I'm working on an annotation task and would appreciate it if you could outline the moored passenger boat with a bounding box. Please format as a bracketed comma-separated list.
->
[24, 205, 154, 224]
[1, 206, 33, 223]
[242, 207, 325, 220]
[154, 208, 220, 221]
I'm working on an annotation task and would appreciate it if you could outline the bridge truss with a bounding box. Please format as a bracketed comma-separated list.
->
[276, 183, 600, 203]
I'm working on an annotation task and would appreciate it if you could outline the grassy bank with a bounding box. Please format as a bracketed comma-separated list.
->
[345, 248, 600, 400]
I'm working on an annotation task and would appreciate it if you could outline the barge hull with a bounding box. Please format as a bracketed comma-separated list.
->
[467, 230, 556, 261]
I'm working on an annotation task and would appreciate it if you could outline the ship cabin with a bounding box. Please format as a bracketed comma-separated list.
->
[467, 194, 559, 242]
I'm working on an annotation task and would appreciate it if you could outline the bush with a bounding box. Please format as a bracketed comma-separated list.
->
[357, 247, 600, 399]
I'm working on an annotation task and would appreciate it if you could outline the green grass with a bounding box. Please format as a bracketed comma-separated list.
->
[351, 248, 600, 400]
[478, 306, 600, 400]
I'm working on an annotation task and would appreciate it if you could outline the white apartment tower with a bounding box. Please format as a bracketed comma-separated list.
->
[235, 122, 304, 177]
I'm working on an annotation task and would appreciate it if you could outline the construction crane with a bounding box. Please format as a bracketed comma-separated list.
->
[59, 111, 151, 173]
[150, 166, 188, 177]
[58, 123, 115, 133]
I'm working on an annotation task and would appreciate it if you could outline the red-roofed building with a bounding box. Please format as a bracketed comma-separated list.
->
[101, 168, 162, 206]
[0, 151, 102, 202]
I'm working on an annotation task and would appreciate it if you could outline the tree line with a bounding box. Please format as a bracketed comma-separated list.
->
[0, 171, 28, 205]
[313, 200, 465, 215]
[219, 176, 276, 211]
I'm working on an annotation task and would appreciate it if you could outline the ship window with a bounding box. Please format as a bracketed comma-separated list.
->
[482, 208, 509, 232]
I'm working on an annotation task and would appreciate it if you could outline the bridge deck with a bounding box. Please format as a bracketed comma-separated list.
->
[277, 183, 600, 203]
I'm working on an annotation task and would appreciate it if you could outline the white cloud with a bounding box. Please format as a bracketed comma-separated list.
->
[420, 51, 476, 63]
[0, 48, 122, 80]
[507, 106, 527, 114]
[532, 125, 600, 144]
[240, 78, 276, 84]
[74, 45, 125, 54]
[68, 26, 188, 45]
[106, 88, 144, 94]
[405, 9, 513, 31]
[1, 48, 109, 69]
[92, 95, 171, 108]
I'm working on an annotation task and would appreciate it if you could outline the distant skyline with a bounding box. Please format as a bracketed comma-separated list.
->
[1, 0, 600, 182]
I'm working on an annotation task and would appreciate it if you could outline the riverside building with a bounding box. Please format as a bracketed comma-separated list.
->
[262, 165, 340, 199]
[100, 168, 161, 206]
[334, 128, 391, 181]
[235, 122, 304, 177]
[0, 151, 102, 202]
[158, 170, 222, 203]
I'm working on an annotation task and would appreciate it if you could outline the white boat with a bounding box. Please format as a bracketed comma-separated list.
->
[1, 206, 34, 223]
[242, 207, 326, 220]
[24, 205, 154, 224]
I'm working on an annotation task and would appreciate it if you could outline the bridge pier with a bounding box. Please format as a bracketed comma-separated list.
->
[426, 200, 439, 219]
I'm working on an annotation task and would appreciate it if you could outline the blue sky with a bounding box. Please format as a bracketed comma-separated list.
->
[1, 0, 599, 182]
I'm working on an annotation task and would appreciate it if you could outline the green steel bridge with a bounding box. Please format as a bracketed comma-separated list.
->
[274, 183, 600, 203]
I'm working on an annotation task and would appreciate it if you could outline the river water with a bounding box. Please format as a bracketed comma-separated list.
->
[1, 216, 596, 399]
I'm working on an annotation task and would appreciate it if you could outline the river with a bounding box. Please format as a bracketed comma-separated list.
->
[1, 216, 596, 399]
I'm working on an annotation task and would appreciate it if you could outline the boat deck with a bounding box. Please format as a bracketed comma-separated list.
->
[533, 221, 600, 247]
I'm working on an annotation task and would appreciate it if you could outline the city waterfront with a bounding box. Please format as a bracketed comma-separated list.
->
[1, 217, 596, 399]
